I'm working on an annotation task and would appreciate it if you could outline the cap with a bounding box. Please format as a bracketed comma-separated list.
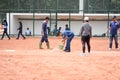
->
[112, 15, 117, 19]
[84, 17, 89, 21]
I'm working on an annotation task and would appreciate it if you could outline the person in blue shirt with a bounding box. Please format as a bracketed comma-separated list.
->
[16, 21, 26, 39]
[39, 17, 50, 49]
[109, 16, 120, 50]
[61, 29, 74, 52]
[1, 19, 10, 40]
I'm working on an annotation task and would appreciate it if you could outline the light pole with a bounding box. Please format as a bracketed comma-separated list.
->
[55, 0, 58, 29]
[79, 0, 83, 14]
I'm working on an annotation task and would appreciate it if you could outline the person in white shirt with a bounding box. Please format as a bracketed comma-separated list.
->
[25, 28, 31, 36]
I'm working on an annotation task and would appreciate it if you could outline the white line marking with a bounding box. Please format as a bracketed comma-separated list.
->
[91, 51, 120, 54]
[4, 50, 16, 52]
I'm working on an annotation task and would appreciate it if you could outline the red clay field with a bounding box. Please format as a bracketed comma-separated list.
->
[0, 37, 120, 80]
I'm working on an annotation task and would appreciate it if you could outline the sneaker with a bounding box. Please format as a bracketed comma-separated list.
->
[109, 48, 112, 50]
[81, 53, 86, 56]
[116, 48, 119, 50]
[64, 50, 70, 52]
[88, 52, 91, 55]
[63, 49, 66, 51]
[16, 38, 19, 40]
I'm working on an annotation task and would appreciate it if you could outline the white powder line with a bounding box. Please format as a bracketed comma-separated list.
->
[4, 50, 16, 52]
[91, 51, 120, 54]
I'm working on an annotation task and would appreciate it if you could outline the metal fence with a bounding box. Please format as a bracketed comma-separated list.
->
[0, 0, 120, 36]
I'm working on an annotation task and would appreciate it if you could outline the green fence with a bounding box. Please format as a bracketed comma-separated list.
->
[0, 0, 120, 36]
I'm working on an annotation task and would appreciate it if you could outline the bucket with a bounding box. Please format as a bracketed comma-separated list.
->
[58, 44, 64, 50]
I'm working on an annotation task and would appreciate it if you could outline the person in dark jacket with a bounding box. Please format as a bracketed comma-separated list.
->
[56, 27, 62, 36]
[39, 17, 50, 49]
[65, 24, 70, 30]
[16, 21, 25, 39]
[1, 19, 10, 40]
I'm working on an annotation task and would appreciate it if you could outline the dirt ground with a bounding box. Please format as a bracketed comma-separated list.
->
[0, 37, 120, 80]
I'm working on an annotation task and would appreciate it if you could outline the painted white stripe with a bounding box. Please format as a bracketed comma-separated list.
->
[4, 50, 16, 52]
[91, 51, 120, 54]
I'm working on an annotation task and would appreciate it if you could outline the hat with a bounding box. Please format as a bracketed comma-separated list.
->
[112, 15, 117, 19]
[84, 17, 89, 21]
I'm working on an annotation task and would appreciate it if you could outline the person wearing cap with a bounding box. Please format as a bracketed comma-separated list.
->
[108, 16, 120, 50]
[80, 17, 92, 55]
[39, 17, 50, 49]
[61, 29, 74, 52]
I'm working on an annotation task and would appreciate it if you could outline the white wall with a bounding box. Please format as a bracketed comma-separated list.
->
[71, 21, 83, 35]
[7, 13, 108, 36]
[90, 21, 108, 36]
[9, 20, 108, 36]
[57, 20, 108, 36]
[22, 20, 34, 35]
[7, 13, 19, 34]
[21, 20, 108, 36]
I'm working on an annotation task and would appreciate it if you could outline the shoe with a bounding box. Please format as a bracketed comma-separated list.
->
[47, 48, 53, 50]
[64, 50, 70, 52]
[81, 53, 86, 56]
[65, 50, 70, 52]
[39, 47, 44, 49]
[116, 48, 119, 50]
[109, 48, 112, 50]
[88, 52, 91, 55]
[23, 37, 26, 40]
[63, 49, 66, 51]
